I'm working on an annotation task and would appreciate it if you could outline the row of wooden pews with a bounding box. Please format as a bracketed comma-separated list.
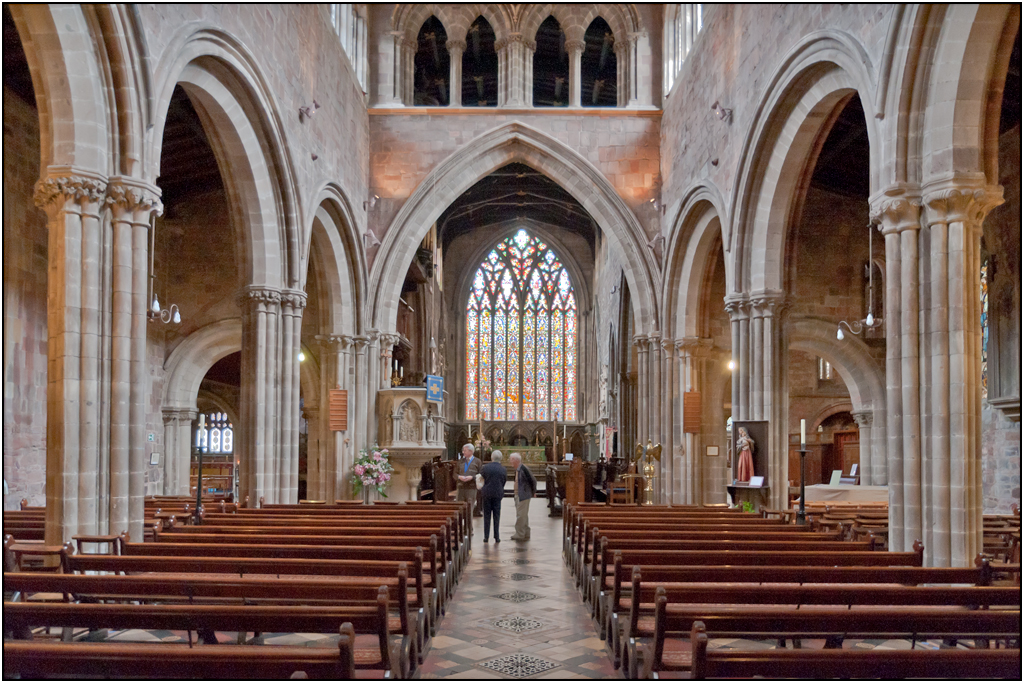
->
[3, 499, 471, 679]
[563, 501, 1022, 679]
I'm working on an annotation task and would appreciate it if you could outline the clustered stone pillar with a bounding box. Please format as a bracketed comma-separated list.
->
[237, 286, 304, 506]
[496, 33, 534, 107]
[660, 338, 675, 503]
[633, 335, 649, 446]
[675, 337, 713, 505]
[872, 183, 1002, 566]
[724, 292, 788, 509]
[446, 40, 465, 106]
[161, 407, 196, 496]
[34, 171, 161, 545]
[314, 334, 355, 502]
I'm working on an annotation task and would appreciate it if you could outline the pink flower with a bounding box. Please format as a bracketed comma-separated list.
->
[355, 464, 365, 476]
[383, 473, 390, 481]
[373, 453, 382, 461]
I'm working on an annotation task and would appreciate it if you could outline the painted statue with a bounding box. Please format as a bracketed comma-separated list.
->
[735, 427, 756, 483]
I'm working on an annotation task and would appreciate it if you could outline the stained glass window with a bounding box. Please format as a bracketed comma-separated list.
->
[466, 229, 578, 422]
[981, 258, 988, 401]
[196, 412, 233, 454]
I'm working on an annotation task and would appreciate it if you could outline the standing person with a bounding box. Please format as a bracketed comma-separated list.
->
[456, 443, 482, 530]
[479, 451, 507, 543]
[508, 452, 537, 542]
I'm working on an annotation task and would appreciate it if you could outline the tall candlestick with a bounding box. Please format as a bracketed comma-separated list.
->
[800, 419, 806, 449]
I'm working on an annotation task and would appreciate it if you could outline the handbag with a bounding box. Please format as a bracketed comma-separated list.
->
[475, 473, 484, 490]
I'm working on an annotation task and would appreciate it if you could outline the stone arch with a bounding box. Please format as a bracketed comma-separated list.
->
[730, 30, 879, 295]
[370, 122, 659, 337]
[922, 4, 1020, 188]
[452, 5, 510, 45]
[663, 181, 731, 340]
[163, 319, 243, 412]
[809, 401, 854, 432]
[392, 4, 461, 44]
[305, 185, 368, 336]
[521, 4, 637, 46]
[8, 5, 113, 174]
[788, 317, 887, 485]
[147, 27, 302, 291]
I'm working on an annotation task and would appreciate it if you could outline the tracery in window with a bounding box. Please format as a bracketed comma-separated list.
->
[466, 229, 577, 422]
[196, 412, 234, 454]
[414, 16, 449, 105]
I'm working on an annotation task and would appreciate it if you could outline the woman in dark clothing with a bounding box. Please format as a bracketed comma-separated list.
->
[479, 451, 507, 543]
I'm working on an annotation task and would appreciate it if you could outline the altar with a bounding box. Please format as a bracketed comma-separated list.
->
[801, 484, 888, 503]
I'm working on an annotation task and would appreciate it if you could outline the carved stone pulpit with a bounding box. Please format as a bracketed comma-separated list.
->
[377, 387, 447, 500]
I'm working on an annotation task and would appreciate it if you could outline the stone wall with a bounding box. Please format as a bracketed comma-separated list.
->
[367, 110, 661, 265]
[659, 4, 890, 221]
[136, 5, 370, 236]
[982, 407, 1021, 513]
[3, 87, 47, 509]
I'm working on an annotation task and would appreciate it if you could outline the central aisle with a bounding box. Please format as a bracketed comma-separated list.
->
[416, 498, 619, 679]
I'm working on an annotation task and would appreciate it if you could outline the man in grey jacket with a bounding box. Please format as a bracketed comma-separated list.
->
[508, 452, 536, 541]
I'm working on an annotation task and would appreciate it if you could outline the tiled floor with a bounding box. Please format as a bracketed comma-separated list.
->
[416, 498, 621, 680]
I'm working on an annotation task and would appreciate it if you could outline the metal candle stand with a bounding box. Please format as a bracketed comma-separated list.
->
[193, 422, 206, 525]
[796, 449, 808, 525]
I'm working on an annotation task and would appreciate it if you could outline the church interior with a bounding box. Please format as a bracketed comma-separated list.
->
[3, 3, 1021, 679]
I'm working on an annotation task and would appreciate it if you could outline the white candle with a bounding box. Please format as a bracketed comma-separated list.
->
[399, 366, 403, 378]
[563, 424, 566, 439]
[198, 414, 205, 429]
[800, 419, 806, 449]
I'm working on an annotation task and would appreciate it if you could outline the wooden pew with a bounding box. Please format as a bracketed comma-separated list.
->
[687, 621, 1022, 680]
[618, 567, 1021, 677]
[4, 589, 399, 678]
[640, 596, 1021, 679]
[6, 571, 418, 677]
[4, 635, 359, 680]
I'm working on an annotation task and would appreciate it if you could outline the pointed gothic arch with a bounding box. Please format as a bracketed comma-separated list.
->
[369, 122, 659, 339]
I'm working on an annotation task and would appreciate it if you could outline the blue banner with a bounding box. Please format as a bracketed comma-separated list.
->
[426, 375, 443, 403]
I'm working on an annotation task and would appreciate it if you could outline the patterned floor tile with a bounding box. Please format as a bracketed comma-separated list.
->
[478, 653, 560, 678]
[497, 572, 541, 580]
[491, 615, 545, 634]
[493, 590, 541, 603]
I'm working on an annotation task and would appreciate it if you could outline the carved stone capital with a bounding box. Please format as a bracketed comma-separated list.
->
[723, 294, 750, 321]
[632, 335, 649, 351]
[750, 290, 787, 318]
[868, 189, 925, 237]
[352, 335, 371, 352]
[162, 407, 197, 424]
[923, 184, 1004, 232]
[239, 285, 282, 310]
[445, 39, 467, 53]
[33, 172, 107, 212]
[280, 289, 308, 310]
[565, 39, 586, 55]
[851, 410, 873, 427]
[106, 177, 163, 217]
[316, 333, 354, 352]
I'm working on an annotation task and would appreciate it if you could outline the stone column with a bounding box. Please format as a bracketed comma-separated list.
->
[162, 407, 196, 496]
[446, 40, 465, 106]
[379, 332, 398, 389]
[648, 333, 662, 456]
[871, 195, 920, 551]
[753, 291, 787, 509]
[724, 295, 749, 421]
[566, 39, 585, 107]
[383, 31, 405, 105]
[615, 39, 629, 108]
[676, 338, 696, 504]
[921, 184, 1002, 566]
[316, 334, 354, 502]
[496, 34, 534, 107]
[661, 338, 675, 503]
[34, 172, 106, 544]
[633, 335, 649, 445]
[238, 286, 281, 505]
[302, 405, 319, 501]
[108, 180, 163, 542]
[352, 335, 370, 467]
[402, 38, 417, 105]
[851, 410, 873, 484]
[279, 289, 306, 504]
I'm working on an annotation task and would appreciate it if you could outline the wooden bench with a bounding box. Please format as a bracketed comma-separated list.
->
[4, 636, 360, 680]
[618, 568, 1021, 677]
[4, 590, 399, 678]
[6, 571, 419, 677]
[687, 621, 1022, 680]
[640, 597, 1021, 679]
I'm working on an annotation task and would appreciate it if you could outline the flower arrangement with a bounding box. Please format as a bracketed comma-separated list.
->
[352, 445, 394, 498]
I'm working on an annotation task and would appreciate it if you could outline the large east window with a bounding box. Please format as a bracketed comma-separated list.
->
[466, 229, 577, 422]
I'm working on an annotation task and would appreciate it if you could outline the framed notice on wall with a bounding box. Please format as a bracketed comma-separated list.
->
[329, 389, 348, 431]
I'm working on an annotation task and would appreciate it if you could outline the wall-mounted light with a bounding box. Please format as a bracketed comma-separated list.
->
[363, 194, 379, 211]
[299, 100, 320, 122]
[363, 230, 381, 249]
[147, 213, 180, 325]
[727, 359, 736, 372]
[297, 350, 306, 362]
[837, 223, 882, 340]
[711, 101, 732, 123]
